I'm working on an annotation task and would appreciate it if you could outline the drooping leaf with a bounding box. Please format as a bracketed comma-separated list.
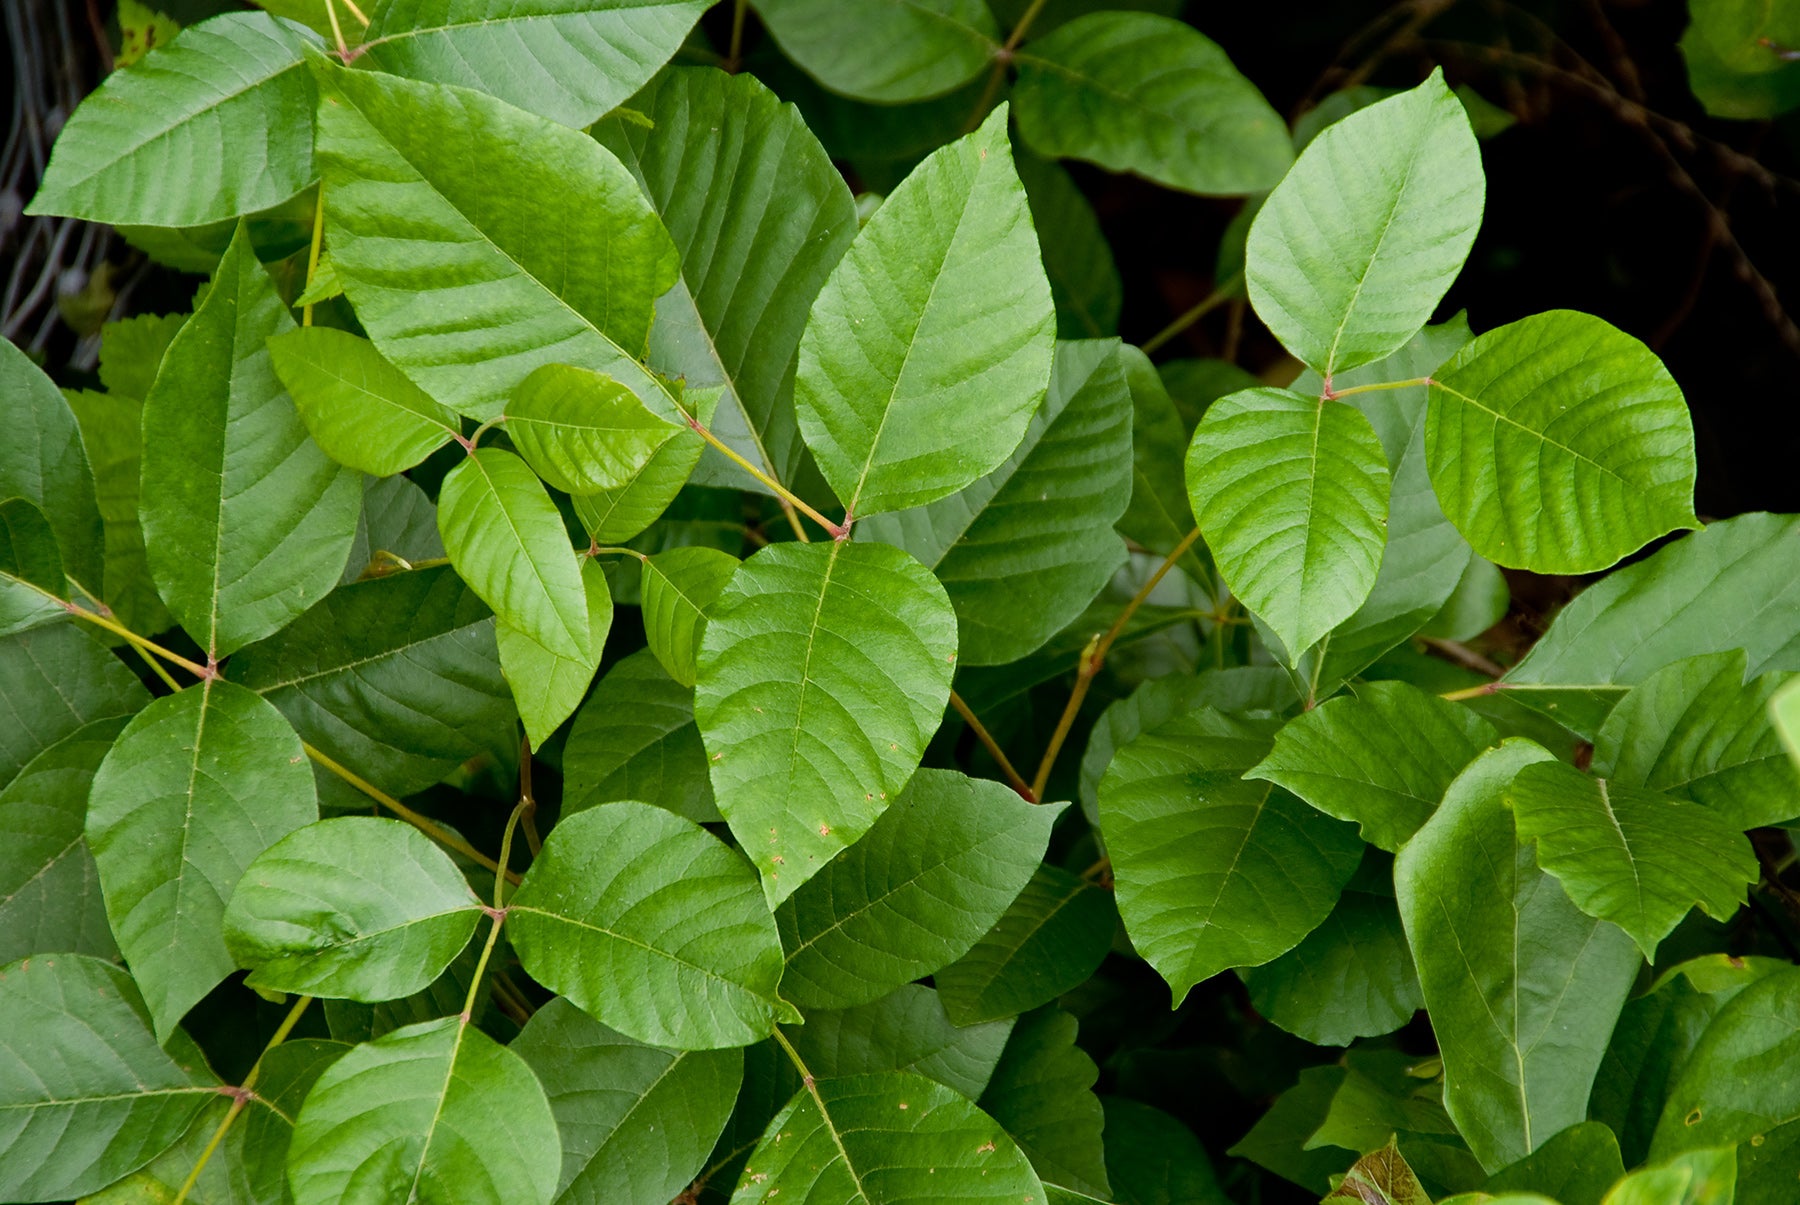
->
[1648, 965, 1800, 1158]
[979, 1007, 1110, 1197]
[794, 104, 1055, 518]
[497, 556, 612, 747]
[0, 342, 104, 602]
[753, 0, 999, 103]
[1240, 886, 1423, 1047]
[642, 546, 739, 688]
[936, 863, 1116, 1026]
[1017, 148, 1123, 338]
[776, 769, 1059, 1010]
[1425, 310, 1699, 573]
[1247, 70, 1483, 376]
[0, 624, 148, 788]
[1099, 706, 1364, 1002]
[1012, 12, 1291, 195]
[1101, 1096, 1231, 1205]
[694, 540, 958, 902]
[513, 997, 743, 1205]
[1484, 1121, 1625, 1205]
[285, 1015, 560, 1205]
[505, 364, 686, 495]
[26, 13, 320, 227]
[563, 648, 717, 822]
[268, 327, 461, 476]
[0, 499, 69, 638]
[784, 984, 1014, 1102]
[1185, 386, 1390, 659]
[65, 387, 172, 634]
[508, 802, 792, 1049]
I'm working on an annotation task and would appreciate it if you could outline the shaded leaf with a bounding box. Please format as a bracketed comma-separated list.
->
[1649, 965, 1800, 1158]
[1240, 886, 1423, 1047]
[65, 386, 172, 633]
[752, 0, 999, 103]
[1116, 344, 1208, 584]
[642, 546, 739, 689]
[1229, 1066, 1359, 1196]
[0, 624, 149, 788]
[506, 364, 685, 496]
[0, 341, 104, 601]
[1485, 1121, 1625, 1205]
[269, 327, 461, 476]
[1603, 1147, 1737, 1205]
[1103, 1096, 1230, 1205]
[1017, 148, 1122, 338]
[497, 556, 612, 747]
[342, 473, 447, 584]
[563, 648, 717, 822]
[979, 1007, 1110, 1197]
[936, 863, 1116, 1026]
[0, 499, 69, 638]
[784, 984, 1013, 1102]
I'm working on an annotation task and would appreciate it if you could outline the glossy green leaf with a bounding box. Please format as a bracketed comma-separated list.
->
[497, 556, 612, 747]
[140, 223, 361, 658]
[563, 648, 717, 821]
[979, 1007, 1109, 1197]
[0, 624, 148, 788]
[1426, 311, 1699, 573]
[509, 802, 791, 1049]
[694, 540, 957, 902]
[784, 984, 1013, 1102]
[0, 340, 104, 601]
[1649, 965, 1800, 1157]
[1102, 1096, 1230, 1205]
[1017, 149, 1122, 337]
[356, 0, 709, 127]
[1012, 12, 1291, 195]
[268, 327, 461, 476]
[1099, 706, 1364, 1002]
[794, 105, 1055, 517]
[0, 954, 221, 1202]
[731, 1071, 1043, 1203]
[1485, 1121, 1625, 1205]
[776, 769, 1059, 1010]
[1394, 740, 1641, 1172]
[87, 679, 317, 1040]
[506, 364, 685, 496]
[285, 1015, 560, 1204]
[1248, 680, 1498, 851]
[26, 13, 320, 227]
[936, 864, 1116, 1026]
[1185, 386, 1390, 659]
[1604, 1147, 1737, 1205]
[753, 0, 999, 103]
[0, 499, 68, 638]
[64, 386, 171, 634]
[1240, 886, 1423, 1047]
[223, 817, 483, 1001]
[642, 546, 739, 689]
[1247, 70, 1483, 376]
[513, 997, 743, 1205]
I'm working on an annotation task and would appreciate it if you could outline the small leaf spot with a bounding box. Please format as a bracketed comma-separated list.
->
[1752, 1133, 1766, 1146]
[1686, 1108, 1704, 1126]
[977, 1140, 996, 1153]
[898, 1101, 908, 1109]
[819, 823, 831, 835]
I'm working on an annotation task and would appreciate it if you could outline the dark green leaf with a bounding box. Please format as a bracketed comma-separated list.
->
[1116, 345, 1208, 585]
[0, 624, 148, 788]
[497, 555, 612, 747]
[269, 327, 461, 476]
[99, 311, 188, 400]
[1229, 1066, 1358, 1195]
[1102, 1096, 1230, 1205]
[1484, 1122, 1624, 1205]
[752, 0, 999, 103]
[506, 364, 685, 495]
[642, 546, 739, 689]
[979, 1007, 1109, 1197]
[1240, 887, 1422, 1047]
[65, 386, 172, 634]
[342, 473, 447, 584]
[1017, 149, 1122, 338]
[784, 984, 1013, 1101]
[936, 864, 1116, 1026]
[0, 340, 104, 600]
[0, 499, 69, 638]
[1649, 965, 1800, 1158]
[564, 648, 717, 822]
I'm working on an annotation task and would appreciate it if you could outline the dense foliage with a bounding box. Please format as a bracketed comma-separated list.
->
[4, 2, 1800, 1203]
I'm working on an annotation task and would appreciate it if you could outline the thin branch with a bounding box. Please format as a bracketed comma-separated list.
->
[172, 995, 313, 1205]
[1141, 273, 1243, 356]
[950, 691, 1035, 802]
[1419, 635, 1505, 679]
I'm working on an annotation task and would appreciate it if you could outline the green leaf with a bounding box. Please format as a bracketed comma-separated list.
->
[1323, 1139, 1431, 1205]
[100, 311, 188, 400]
[0, 342, 103, 601]
[1099, 706, 1364, 1002]
[497, 556, 612, 747]
[27, 13, 320, 227]
[322, 941, 488, 1044]
[268, 327, 461, 476]
[65, 387, 172, 634]
[1508, 760, 1754, 960]
[343, 473, 447, 584]
[694, 540, 957, 902]
[1115, 344, 1209, 586]
[784, 984, 1014, 1101]
[0, 954, 221, 1202]
[505, 364, 686, 495]
[1102, 1096, 1230, 1205]
[1649, 965, 1800, 1157]
[794, 104, 1055, 518]
[0, 499, 69, 637]
[285, 1015, 560, 1204]
[861, 338, 1131, 665]
[563, 648, 717, 822]
[594, 68, 858, 494]
[642, 546, 739, 689]
[1594, 650, 1800, 830]
[438, 447, 589, 661]
[752, 0, 999, 103]
[509, 801, 791, 1049]
[0, 717, 127, 964]
[1230, 1066, 1362, 1196]
[1603, 1147, 1737, 1205]
[513, 997, 743, 1205]
[1012, 12, 1291, 195]
[87, 679, 318, 1039]
[731, 1071, 1044, 1203]
[1394, 740, 1640, 1172]
[1185, 386, 1391, 659]
[223, 816, 483, 1001]
[776, 769, 1059, 1010]
[1017, 148, 1122, 338]
[1425, 311, 1699, 573]
[1240, 886, 1423, 1047]
[1248, 681, 1498, 851]
[979, 1007, 1109, 1197]
[356, 0, 709, 127]
[140, 222, 361, 658]
[0, 624, 149, 788]
[1681, 0, 1800, 119]
[1485, 1122, 1625, 1205]
[936, 864, 1116, 1026]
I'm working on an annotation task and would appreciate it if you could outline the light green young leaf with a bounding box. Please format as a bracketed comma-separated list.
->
[65, 387, 171, 634]
[509, 802, 791, 1049]
[497, 556, 612, 747]
[0, 954, 222, 1202]
[506, 364, 685, 496]
[1099, 706, 1364, 1003]
[1012, 12, 1291, 195]
[438, 446, 589, 662]
[513, 997, 743, 1205]
[936, 863, 1116, 1026]
[784, 985, 1014, 1102]
[1102, 1097, 1231, 1205]
[753, 0, 999, 103]
[356, 0, 708, 127]
[642, 546, 739, 688]
[268, 327, 461, 476]
[1185, 386, 1390, 660]
[795, 104, 1055, 518]
[1017, 149, 1123, 337]
[1248, 69, 1483, 376]
[27, 13, 320, 227]
[1240, 886, 1423, 1047]
[694, 540, 957, 902]
[563, 648, 717, 822]
[1485, 1121, 1625, 1205]
[777, 769, 1059, 1010]
[0, 624, 148, 789]
[979, 1007, 1110, 1197]
[731, 1071, 1043, 1203]
[1394, 740, 1640, 1172]
[0, 499, 69, 638]
[1248, 680, 1498, 851]
[1426, 311, 1699, 573]
[1603, 1147, 1737, 1205]
[0, 341, 104, 600]
[286, 1016, 560, 1205]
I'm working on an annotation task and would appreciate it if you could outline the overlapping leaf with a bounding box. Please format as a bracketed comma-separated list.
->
[0, 625, 148, 787]
[979, 1007, 1110, 1197]
[1017, 150, 1123, 337]
[506, 364, 685, 495]
[0, 341, 103, 600]
[1649, 966, 1800, 1157]
[563, 648, 717, 821]
[642, 546, 739, 688]
[784, 985, 1014, 1101]
[1240, 886, 1423, 1047]
[936, 864, 1116, 1026]
[753, 0, 999, 102]
[496, 556, 612, 747]
[1102, 1097, 1230, 1205]
[269, 327, 461, 476]
[65, 383, 172, 633]
[0, 500, 68, 637]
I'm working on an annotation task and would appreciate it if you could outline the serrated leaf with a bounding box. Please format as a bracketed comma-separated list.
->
[642, 546, 739, 688]
[27, 13, 320, 227]
[1185, 386, 1390, 659]
[1012, 12, 1291, 195]
[776, 769, 1059, 1010]
[753, 0, 999, 103]
[285, 1015, 560, 1204]
[937, 864, 1116, 1026]
[1240, 887, 1422, 1047]
[65, 387, 172, 634]
[505, 364, 685, 495]
[795, 104, 1055, 518]
[1, 341, 104, 600]
[979, 1007, 1109, 1197]
[1017, 149, 1122, 337]
[1247, 69, 1483, 376]
[1425, 310, 1699, 573]
[563, 647, 716, 821]
[1099, 706, 1364, 1003]
[1394, 740, 1640, 1172]
[1102, 1097, 1230, 1205]
[268, 327, 461, 476]
[0, 499, 69, 638]
[87, 679, 318, 1039]
[784, 985, 1013, 1102]
[1248, 680, 1498, 851]
[1648, 965, 1800, 1159]
[509, 801, 790, 1049]
[0, 624, 149, 788]
[513, 997, 743, 1205]
[694, 540, 957, 902]
[1485, 1121, 1625, 1205]
[497, 556, 612, 747]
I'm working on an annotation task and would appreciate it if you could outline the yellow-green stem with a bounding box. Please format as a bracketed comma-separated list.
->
[688, 419, 844, 537]
[172, 995, 312, 1205]
[302, 187, 325, 327]
[1141, 273, 1243, 355]
[950, 691, 1035, 802]
[69, 607, 211, 679]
